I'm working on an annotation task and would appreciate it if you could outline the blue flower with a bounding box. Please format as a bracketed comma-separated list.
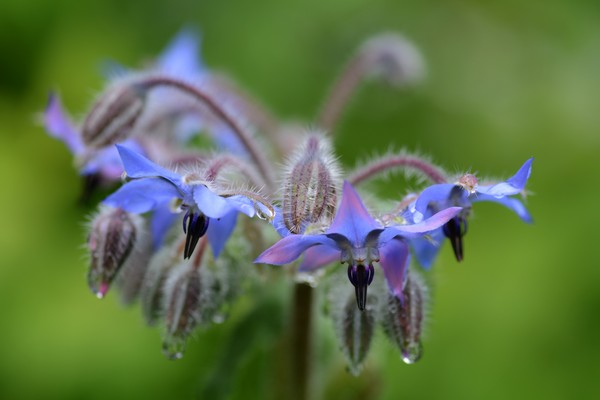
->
[407, 158, 533, 267]
[103, 145, 256, 259]
[255, 181, 461, 310]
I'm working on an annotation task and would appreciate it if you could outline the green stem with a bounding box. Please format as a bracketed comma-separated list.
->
[291, 282, 314, 400]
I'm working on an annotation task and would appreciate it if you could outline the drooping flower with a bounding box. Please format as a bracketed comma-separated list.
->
[407, 158, 533, 267]
[103, 145, 260, 259]
[255, 181, 461, 310]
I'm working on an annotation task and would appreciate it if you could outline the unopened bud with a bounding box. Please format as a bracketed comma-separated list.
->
[161, 262, 202, 360]
[140, 240, 182, 326]
[87, 206, 141, 299]
[338, 291, 376, 375]
[361, 33, 425, 87]
[282, 135, 340, 234]
[381, 270, 427, 364]
[82, 81, 146, 148]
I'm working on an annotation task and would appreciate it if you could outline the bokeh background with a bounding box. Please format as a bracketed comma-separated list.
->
[1, 0, 599, 399]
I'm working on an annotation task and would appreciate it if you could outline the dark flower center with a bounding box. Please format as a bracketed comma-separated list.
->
[442, 215, 467, 261]
[347, 263, 375, 311]
[182, 210, 209, 259]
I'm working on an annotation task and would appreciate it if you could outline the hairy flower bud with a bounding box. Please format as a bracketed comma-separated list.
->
[140, 240, 182, 326]
[115, 229, 153, 305]
[82, 81, 146, 148]
[161, 262, 202, 360]
[381, 270, 427, 364]
[337, 291, 376, 375]
[360, 33, 425, 87]
[87, 206, 142, 299]
[282, 134, 340, 234]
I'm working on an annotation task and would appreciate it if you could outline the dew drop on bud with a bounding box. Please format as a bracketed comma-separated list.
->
[82, 81, 146, 148]
[380, 270, 427, 364]
[282, 134, 339, 234]
[162, 337, 186, 360]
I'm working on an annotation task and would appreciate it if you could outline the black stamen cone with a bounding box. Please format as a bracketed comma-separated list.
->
[183, 211, 209, 259]
[347, 264, 375, 311]
[442, 216, 467, 262]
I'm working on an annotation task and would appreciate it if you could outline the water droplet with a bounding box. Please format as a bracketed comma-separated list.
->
[212, 314, 225, 324]
[401, 341, 422, 364]
[162, 337, 186, 360]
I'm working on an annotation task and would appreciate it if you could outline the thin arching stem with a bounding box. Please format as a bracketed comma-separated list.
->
[139, 76, 275, 188]
[317, 56, 367, 134]
[348, 154, 448, 186]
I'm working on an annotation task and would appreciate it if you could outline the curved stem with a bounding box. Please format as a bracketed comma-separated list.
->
[317, 56, 367, 134]
[348, 154, 448, 186]
[203, 153, 266, 188]
[139, 76, 275, 188]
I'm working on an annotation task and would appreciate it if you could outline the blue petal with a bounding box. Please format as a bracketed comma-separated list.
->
[476, 158, 533, 197]
[327, 181, 380, 247]
[410, 230, 444, 269]
[207, 211, 238, 258]
[254, 234, 336, 265]
[379, 238, 410, 300]
[158, 28, 204, 78]
[472, 194, 533, 223]
[44, 93, 84, 154]
[116, 145, 183, 185]
[151, 203, 179, 249]
[298, 245, 340, 272]
[103, 178, 181, 214]
[380, 207, 462, 242]
[413, 184, 457, 216]
[223, 194, 256, 218]
[192, 185, 238, 219]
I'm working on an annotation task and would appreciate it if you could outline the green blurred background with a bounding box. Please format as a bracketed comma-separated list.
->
[1, 0, 599, 399]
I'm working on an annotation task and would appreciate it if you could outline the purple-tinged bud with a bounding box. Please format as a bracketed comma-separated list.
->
[82, 81, 146, 148]
[381, 270, 428, 364]
[162, 261, 203, 360]
[338, 292, 376, 375]
[360, 33, 425, 87]
[87, 206, 142, 299]
[282, 135, 340, 234]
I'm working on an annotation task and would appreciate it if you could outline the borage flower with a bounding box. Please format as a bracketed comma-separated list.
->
[408, 158, 533, 267]
[104, 145, 265, 259]
[255, 181, 461, 310]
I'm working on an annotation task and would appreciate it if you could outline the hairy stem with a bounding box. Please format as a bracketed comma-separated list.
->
[139, 76, 275, 188]
[317, 55, 367, 134]
[348, 154, 447, 185]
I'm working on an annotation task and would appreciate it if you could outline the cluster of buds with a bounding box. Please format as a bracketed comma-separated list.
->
[44, 28, 533, 372]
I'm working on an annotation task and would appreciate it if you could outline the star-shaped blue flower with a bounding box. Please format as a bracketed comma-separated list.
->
[407, 158, 533, 267]
[103, 145, 257, 259]
[255, 181, 461, 310]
